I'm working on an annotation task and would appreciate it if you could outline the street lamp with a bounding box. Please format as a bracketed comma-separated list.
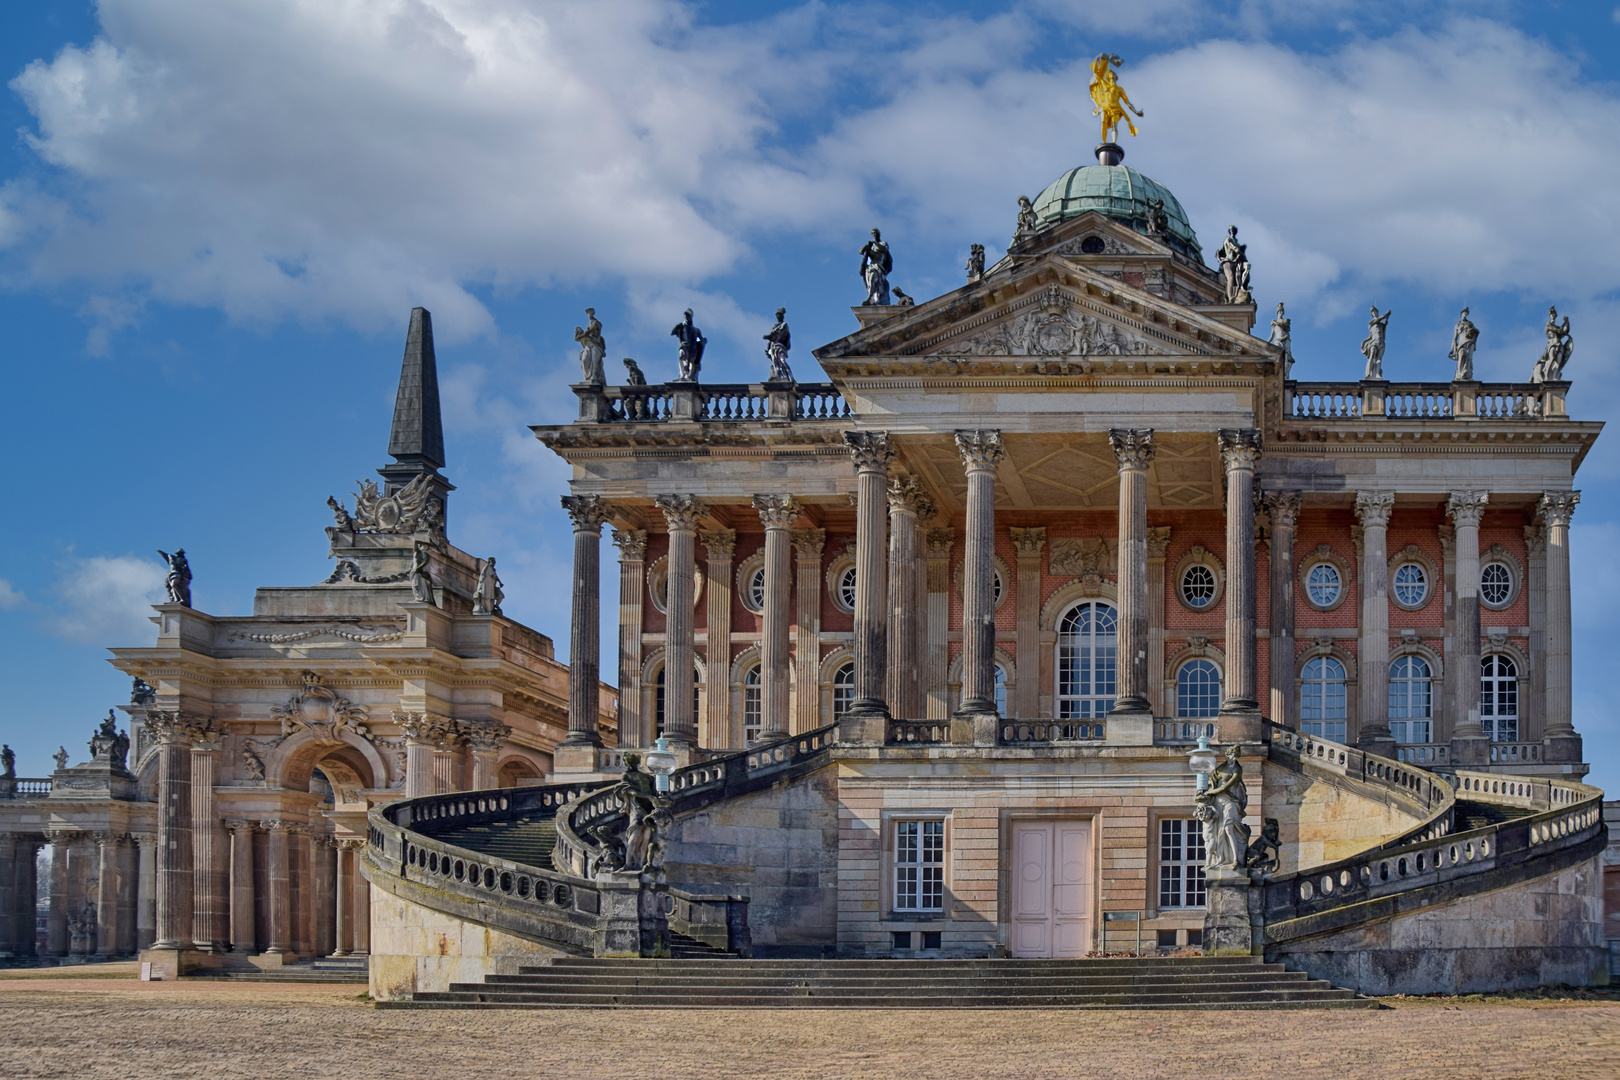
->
[1187, 735, 1218, 793]
[643, 735, 677, 794]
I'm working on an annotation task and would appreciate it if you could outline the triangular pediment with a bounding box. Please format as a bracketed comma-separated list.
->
[1014, 211, 1164, 259]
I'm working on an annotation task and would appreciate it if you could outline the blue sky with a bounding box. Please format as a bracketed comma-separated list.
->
[2, 1, 1618, 791]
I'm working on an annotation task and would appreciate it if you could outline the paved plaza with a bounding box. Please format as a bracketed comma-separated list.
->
[0, 965, 1616, 1079]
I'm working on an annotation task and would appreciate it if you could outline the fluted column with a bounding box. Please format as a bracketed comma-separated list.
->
[1147, 526, 1171, 716]
[46, 834, 72, 956]
[1540, 491, 1581, 762]
[912, 495, 934, 717]
[956, 430, 1005, 726]
[190, 735, 228, 951]
[313, 836, 335, 958]
[465, 722, 508, 790]
[1217, 429, 1263, 742]
[147, 713, 198, 951]
[290, 827, 310, 955]
[792, 529, 826, 733]
[700, 528, 736, 747]
[332, 840, 357, 956]
[399, 713, 441, 800]
[1109, 429, 1155, 727]
[0, 835, 14, 957]
[1010, 527, 1047, 720]
[1523, 524, 1547, 742]
[611, 529, 649, 746]
[562, 494, 611, 747]
[885, 479, 923, 719]
[655, 495, 703, 746]
[925, 529, 954, 719]
[753, 497, 799, 742]
[844, 432, 894, 735]
[1354, 490, 1396, 752]
[262, 820, 290, 955]
[94, 833, 124, 958]
[68, 834, 94, 956]
[351, 865, 371, 956]
[1448, 491, 1490, 765]
[1262, 493, 1302, 729]
[225, 820, 255, 954]
[431, 730, 462, 795]
[135, 835, 155, 949]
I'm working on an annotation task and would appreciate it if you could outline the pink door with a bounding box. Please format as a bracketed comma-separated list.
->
[1010, 821, 1092, 958]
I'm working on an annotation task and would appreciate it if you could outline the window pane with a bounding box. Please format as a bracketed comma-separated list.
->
[1057, 602, 1118, 719]
[1480, 563, 1513, 606]
[1177, 659, 1222, 718]
[1160, 817, 1205, 909]
[1393, 563, 1427, 606]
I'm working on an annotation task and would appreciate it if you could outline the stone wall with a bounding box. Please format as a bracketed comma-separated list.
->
[1269, 856, 1607, 995]
[1261, 760, 1426, 873]
[369, 888, 568, 1000]
[664, 764, 839, 957]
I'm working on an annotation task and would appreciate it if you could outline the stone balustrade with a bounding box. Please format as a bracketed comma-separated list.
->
[0, 778, 52, 799]
[1488, 742, 1543, 765]
[1154, 720, 1217, 745]
[667, 887, 752, 956]
[1394, 743, 1448, 765]
[1286, 380, 1564, 423]
[583, 382, 852, 425]
[999, 720, 1106, 744]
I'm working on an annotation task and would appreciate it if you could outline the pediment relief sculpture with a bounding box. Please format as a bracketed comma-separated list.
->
[1049, 537, 1117, 582]
[271, 671, 372, 745]
[329, 473, 444, 537]
[933, 301, 1155, 358]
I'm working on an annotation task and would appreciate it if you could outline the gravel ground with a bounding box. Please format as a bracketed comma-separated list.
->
[0, 970, 1616, 1080]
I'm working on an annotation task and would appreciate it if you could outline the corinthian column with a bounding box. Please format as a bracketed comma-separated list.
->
[1539, 491, 1581, 762]
[792, 529, 826, 734]
[1108, 429, 1155, 741]
[753, 496, 800, 742]
[465, 721, 509, 790]
[655, 495, 703, 746]
[225, 820, 256, 954]
[190, 732, 228, 952]
[1354, 490, 1396, 752]
[955, 431, 1005, 733]
[885, 479, 924, 719]
[843, 431, 895, 738]
[612, 529, 649, 746]
[93, 833, 124, 958]
[562, 494, 611, 747]
[146, 712, 199, 952]
[1217, 430, 1263, 743]
[262, 820, 290, 955]
[699, 528, 736, 747]
[1261, 493, 1301, 729]
[1448, 491, 1489, 765]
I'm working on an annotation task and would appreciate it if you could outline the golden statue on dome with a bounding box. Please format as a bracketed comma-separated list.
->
[1089, 53, 1143, 144]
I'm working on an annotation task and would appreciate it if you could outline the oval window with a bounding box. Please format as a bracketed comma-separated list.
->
[1306, 563, 1341, 608]
[1393, 563, 1427, 607]
[1181, 564, 1217, 609]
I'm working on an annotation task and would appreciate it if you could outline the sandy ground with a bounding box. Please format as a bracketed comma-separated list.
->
[0, 965, 1616, 1079]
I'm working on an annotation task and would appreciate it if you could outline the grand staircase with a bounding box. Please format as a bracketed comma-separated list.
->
[377, 956, 1376, 1010]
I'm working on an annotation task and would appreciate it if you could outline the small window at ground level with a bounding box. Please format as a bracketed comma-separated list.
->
[894, 820, 944, 913]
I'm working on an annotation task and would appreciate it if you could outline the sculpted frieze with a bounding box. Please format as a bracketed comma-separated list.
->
[1049, 537, 1117, 582]
[271, 672, 372, 745]
[933, 296, 1155, 358]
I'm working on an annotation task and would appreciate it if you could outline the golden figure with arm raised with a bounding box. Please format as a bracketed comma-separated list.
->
[1089, 53, 1143, 143]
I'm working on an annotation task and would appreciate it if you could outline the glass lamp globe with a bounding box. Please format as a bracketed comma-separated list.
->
[1187, 735, 1218, 792]
[643, 735, 677, 794]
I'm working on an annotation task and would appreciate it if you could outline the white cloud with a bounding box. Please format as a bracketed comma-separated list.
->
[44, 554, 164, 644]
[0, 579, 26, 610]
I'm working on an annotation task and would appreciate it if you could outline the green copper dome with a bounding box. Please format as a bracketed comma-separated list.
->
[1030, 164, 1202, 262]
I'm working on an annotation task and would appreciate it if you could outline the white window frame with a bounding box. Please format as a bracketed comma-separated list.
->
[1480, 561, 1515, 610]
[893, 819, 945, 914]
[837, 564, 857, 612]
[1158, 818, 1206, 909]
[1056, 601, 1117, 719]
[1481, 654, 1519, 742]
[1300, 655, 1348, 743]
[1392, 563, 1428, 608]
[1304, 563, 1342, 609]
[1176, 658, 1222, 718]
[1387, 655, 1432, 744]
[832, 661, 856, 719]
[1179, 564, 1217, 610]
[741, 664, 762, 743]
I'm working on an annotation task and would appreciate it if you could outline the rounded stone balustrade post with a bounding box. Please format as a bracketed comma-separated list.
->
[752, 494, 801, 743]
[1447, 491, 1490, 765]
[655, 494, 704, 747]
[1261, 492, 1302, 730]
[1539, 491, 1581, 762]
[1354, 490, 1396, 752]
[1108, 429, 1155, 736]
[1217, 429, 1263, 743]
[843, 431, 895, 736]
[955, 430, 1005, 731]
[562, 494, 612, 748]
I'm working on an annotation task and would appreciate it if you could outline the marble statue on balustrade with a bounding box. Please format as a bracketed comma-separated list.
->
[574, 308, 607, 387]
[1450, 307, 1479, 382]
[1268, 302, 1293, 379]
[472, 556, 504, 616]
[1361, 306, 1392, 381]
[1532, 305, 1573, 384]
[764, 308, 793, 382]
[90, 710, 130, 769]
[409, 542, 435, 605]
[1196, 745, 1251, 871]
[131, 677, 156, 705]
[1015, 195, 1037, 237]
[622, 358, 647, 385]
[1217, 226, 1251, 304]
[859, 228, 893, 306]
[671, 309, 706, 382]
[158, 548, 192, 607]
[965, 244, 985, 284]
[1, 744, 13, 778]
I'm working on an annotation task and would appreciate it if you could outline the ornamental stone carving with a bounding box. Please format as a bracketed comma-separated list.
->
[271, 672, 371, 745]
[394, 712, 462, 749]
[936, 293, 1153, 357]
[561, 494, 611, 532]
[1354, 490, 1395, 528]
[843, 430, 894, 472]
[955, 429, 1005, 470]
[1146, 525, 1172, 559]
[611, 529, 648, 561]
[145, 711, 217, 746]
[1108, 428, 1155, 469]
[1446, 491, 1489, 529]
[699, 528, 737, 562]
[1049, 537, 1117, 582]
[1009, 527, 1047, 559]
[1218, 428, 1262, 470]
[791, 528, 826, 559]
[461, 720, 511, 754]
[752, 495, 801, 529]
[886, 477, 925, 514]
[925, 528, 955, 559]
[654, 494, 704, 532]
[1261, 491, 1301, 530]
[345, 473, 442, 535]
[1538, 490, 1580, 526]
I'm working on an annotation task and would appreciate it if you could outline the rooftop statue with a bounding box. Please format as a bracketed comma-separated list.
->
[130, 677, 156, 705]
[1146, 197, 1170, 239]
[1361, 306, 1392, 381]
[1532, 305, 1573, 384]
[1269, 302, 1293, 378]
[1015, 196, 1038, 237]
[622, 358, 647, 386]
[764, 308, 793, 382]
[1450, 307, 1479, 382]
[53, 746, 69, 771]
[670, 309, 706, 382]
[892, 287, 916, 307]
[472, 555, 504, 616]
[965, 244, 985, 284]
[158, 548, 192, 607]
[325, 495, 354, 531]
[1217, 226, 1251, 304]
[860, 228, 893, 306]
[574, 307, 607, 387]
[1, 744, 14, 778]
[409, 542, 435, 605]
[1089, 53, 1143, 144]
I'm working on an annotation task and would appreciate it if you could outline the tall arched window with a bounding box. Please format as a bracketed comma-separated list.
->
[994, 664, 1009, 716]
[832, 661, 856, 720]
[741, 664, 762, 743]
[654, 663, 700, 739]
[1176, 659, 1222, 718]
[1300, 656, 1347, 743]
[1388, 656, 1432, 744]
[1056, 601, 1117, 719]
[1481, 655, 1518, 742]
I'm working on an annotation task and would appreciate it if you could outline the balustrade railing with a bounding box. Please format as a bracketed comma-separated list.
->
[605, 386, 674, 421]
[667, 887, 752, 957]
[700, 385, 769, 420]
[1154, 720, 1216, 745]
[1384, 385, 1453, 418]
[1394, 743, 1447, 765]
[1488, 742, 1542, 764]
[887, 720, 950, 745]
[796, 385, 853, 419]
[1286, 380, 1562, 424]
[1268, 723, 1452, 846]
[0, 778, 52, 799]
[1000, 720, 1106, 744]
[1477, 384, 1539, 418]
[594, 383, 850, 423]
[1289, 384, 1362, 419]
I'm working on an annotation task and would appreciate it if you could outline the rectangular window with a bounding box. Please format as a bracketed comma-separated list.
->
[1389, 719, 1431, 744]
[893, 820, 945, 913]
[1299, 720, 1347, 743]
[1158, 818, 1206, 909]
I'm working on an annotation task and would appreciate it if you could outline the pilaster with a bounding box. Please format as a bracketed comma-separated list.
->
[1539, 491, 1581, 763]
[886, 479, 924, 719]
[612, 529, 649, 747]
[925, 528, 954, 720]
[1354, 490, 1396, 754]
[700, 527, 737, 747]
[655, 494, 703, 747]
[1447, 491, 1490, 765]
[1146, 526, 1171, 718]
[751, 500, 798, 743]
[791, 528, 825, 733]
[1010, 527, 1047, 720]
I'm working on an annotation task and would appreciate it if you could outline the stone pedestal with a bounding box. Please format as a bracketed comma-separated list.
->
[573, 383, 609, 423]
[670, 385, 702, 422]
[592, 873, 669, 958]
[1202, 868, 1258, 956]
[139, 946, 223, 980]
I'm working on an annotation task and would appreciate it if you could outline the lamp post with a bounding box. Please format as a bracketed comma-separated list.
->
[643, 736, 677, 795]
[1187, 735, 1218, 793]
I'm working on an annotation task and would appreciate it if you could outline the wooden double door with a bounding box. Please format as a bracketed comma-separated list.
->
[1009, 820, 1092, 958]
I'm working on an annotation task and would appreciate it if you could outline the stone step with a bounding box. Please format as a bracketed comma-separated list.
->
[474, 972, 1315, 991]
[527, 956, 1270, 973]
[189, 970, 368, 983]
[386, 989, 1369, 1010]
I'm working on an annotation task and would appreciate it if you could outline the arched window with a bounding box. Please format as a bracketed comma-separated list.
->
[654, 663, 699, 739]
[837, 565, 858, 610]
[1481, 655, 1518, 742]
[745, 565, 766, 612]
[1056, 601, 1117, 719]
[1176, 659, 1222, 718]
[994, 664, 1009, 716]
[1300, 656, 1347, 743]
[1388, 656, 1432, 744]
[832, 661, 856, 720]
[741, 664, 762, 743]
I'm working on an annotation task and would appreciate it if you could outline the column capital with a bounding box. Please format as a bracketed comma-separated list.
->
[1217, 428, 1262, 470]
[954, 429, 1005, 471]
[1009, 526, 1047, 559]
[1523, 523, 1547, 557]
[560, 494, 611, 532]
[699, 527, 737, 561]
[1146, 525, 1172, 560]
[393, 711, 460, 748]
[913, 491, 937, 523]
[1538, 490, 1580, 527]
[461, 719, 511, 753]
[886, 477, 926, 514]
[1353, 490, 1396, 528]
[1446, 490, 1489, 528]
[1260, 491, 1302, 529]
[925, 528, 955, 558]
[653, 494, 704, 532]
[611, 528, 649, 561]
[751, 495, 802, 530]
[843, 430, 894, 472]
[145, 711, 217, 746]
[1108, 428, 1155, 469]
[260, 819, 292, 833]
[222, 819, 253, 834]
[791, 527, 826, 559]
